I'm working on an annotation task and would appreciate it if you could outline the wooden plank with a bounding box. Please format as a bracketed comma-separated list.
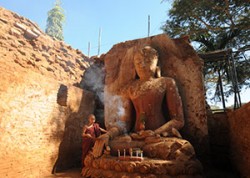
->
[92, 139, 105, 158]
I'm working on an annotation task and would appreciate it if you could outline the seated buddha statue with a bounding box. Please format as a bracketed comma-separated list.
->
[93, 46, 184, 150]
[82, 46, 202, 177]
[124, 45, 184, 135]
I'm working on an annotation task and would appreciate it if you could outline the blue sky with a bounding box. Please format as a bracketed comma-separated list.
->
[0, 0, 171, 56]
[1, 0, 249, 105]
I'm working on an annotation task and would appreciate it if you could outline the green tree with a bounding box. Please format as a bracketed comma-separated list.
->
[45, 0, 65, 40]
[161, 0, 250, 103]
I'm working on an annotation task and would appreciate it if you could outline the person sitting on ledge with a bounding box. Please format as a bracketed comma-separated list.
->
[81, 114, 107, 167]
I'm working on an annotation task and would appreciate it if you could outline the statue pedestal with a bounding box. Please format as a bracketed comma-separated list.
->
[118, 156, 144, 162]
[82, 154, 202, 178]
[82, 137, 203, 178]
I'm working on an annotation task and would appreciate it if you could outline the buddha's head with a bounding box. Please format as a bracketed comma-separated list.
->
[134, 46, 158, 80]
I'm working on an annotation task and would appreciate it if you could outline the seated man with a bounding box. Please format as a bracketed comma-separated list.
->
[81, 114, 107, 167]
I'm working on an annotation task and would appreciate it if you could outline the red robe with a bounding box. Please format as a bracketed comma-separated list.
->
[82, 123, 101, 167]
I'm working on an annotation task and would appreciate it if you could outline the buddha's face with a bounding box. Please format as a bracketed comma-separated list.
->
[134, 46, 158, 80]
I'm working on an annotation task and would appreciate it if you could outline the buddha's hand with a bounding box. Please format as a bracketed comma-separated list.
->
[160, 128, 182, 138]
[92, 133, 110, 158]
[130, 130, 155, 140]
[154, 119, 184, 138]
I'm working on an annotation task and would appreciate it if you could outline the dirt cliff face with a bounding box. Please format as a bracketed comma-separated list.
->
[228, 102, 250, 177]
[0, 7, 95, 177]
[0, 7, 91, 85]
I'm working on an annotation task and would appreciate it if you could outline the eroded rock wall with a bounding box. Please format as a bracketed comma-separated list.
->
[0, 61, 95, 177]
[0, 7, 90, 85]
[207, 112, 231, 169]
[228, 102, 250, 177]
[0, 8, 95, 177]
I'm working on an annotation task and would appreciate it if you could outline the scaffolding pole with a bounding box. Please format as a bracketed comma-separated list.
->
[148, 15, 150, 37]
[98, 28, 102, 56]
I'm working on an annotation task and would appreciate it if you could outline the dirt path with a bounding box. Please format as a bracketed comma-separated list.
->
[45, 168, 82, 178]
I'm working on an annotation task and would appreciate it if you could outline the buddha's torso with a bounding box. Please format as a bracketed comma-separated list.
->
[128, 78, 168, 131]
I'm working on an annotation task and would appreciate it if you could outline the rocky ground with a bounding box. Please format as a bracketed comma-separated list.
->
[45, 167, 239, 178]
[45, 168, 82, 178]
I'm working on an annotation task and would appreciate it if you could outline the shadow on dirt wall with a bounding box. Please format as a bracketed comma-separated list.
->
[50, 84, 95, 173]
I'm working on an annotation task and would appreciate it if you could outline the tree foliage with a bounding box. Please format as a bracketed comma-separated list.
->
[45, 0, 65, 41]
[162, 0, 250, 104]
